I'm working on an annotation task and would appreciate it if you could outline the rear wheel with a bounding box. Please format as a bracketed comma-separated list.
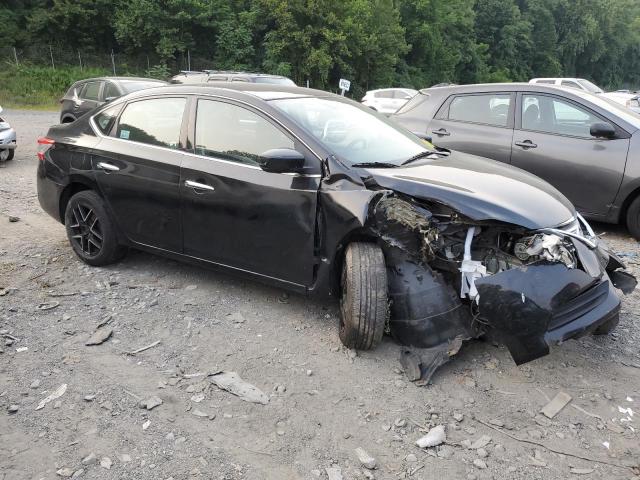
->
[64, 190, 126, 266]
[625, 195, 640, 240]
[339, 242, 388, 350]
[593, 314, 619, 335]
[0, 149, 13, 162]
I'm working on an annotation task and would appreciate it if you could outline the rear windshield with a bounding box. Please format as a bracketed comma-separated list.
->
[120, 81, 166, 93]
[395, 91, 430, 114]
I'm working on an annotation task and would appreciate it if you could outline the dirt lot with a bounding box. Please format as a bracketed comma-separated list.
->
[1, 109, 639, 480]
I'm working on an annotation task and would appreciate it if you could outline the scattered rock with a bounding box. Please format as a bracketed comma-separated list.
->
[8, 404, 19, 414]
[306, 369, 313, 376]
[100, 457, 112, 469]
[469, 435, 491, 450]
[85, 327, 113, 346]
[227, 312, 245, 323]
[185, 284, 198, 291]
[142, 420, 151, 430]
[30, 379, 41, 389]
[120, 454, 132, 462]
[405, 453, 418, 463]
[83, 394, 95, 402]
[355, 447, 377, 469]
[416, 425, 446, 448]
[477, 448, 488, 458]
[192, 409, 210, 418]
[453, 413, 464, 422]
[209, 371, 269, 405]
[326, 467, 343, 480]
[56, 467, 74, 477]
[473, 459, 487, 470]
[81, 453, 97, 465]
[71, 469, 84, 478]
[541, 391, 572, 419]
[8, 216, 20, 223]
[36, 384, 67, 410]
[488, 418, 504, 427]
[139, 396, 163, 410]
[394, 418, 406, 428]
[570, 467, 595, 475]
[528, 450, 547, 467]
[190, 393, 205, 403]
[437, 445, 454, 459]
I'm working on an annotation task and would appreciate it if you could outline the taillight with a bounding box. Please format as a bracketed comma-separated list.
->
[37, 137, 55, 161]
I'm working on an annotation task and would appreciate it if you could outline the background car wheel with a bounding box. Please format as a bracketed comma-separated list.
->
[593, 314, 619, 335]
[0, 149, 13, 162]
[64, 190, 126, 266]
[625, 195, 640, 240]
[339, 242, 388, 350]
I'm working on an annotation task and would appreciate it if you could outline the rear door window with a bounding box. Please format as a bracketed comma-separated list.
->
[448, 93, 511, 127]
[116, 97, 186, 148]
[194, 99, 294, 166]
[103, 82, 120, 100]
[82, 82, 102, 101]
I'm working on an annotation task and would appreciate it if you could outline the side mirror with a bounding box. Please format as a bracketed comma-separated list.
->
[590, 122, 616, 139]
[259, 148, 305, 173]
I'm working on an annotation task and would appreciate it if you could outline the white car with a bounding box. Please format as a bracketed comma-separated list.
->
[601, 91, 640, 114]
[529, 77, 604, 94]
[0, 106, 16, 162]
[361, 88, 418, 114]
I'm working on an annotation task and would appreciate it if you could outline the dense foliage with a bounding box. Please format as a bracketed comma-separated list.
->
[3, 0, 640, 96]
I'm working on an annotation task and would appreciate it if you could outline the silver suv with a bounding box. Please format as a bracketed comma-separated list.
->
[0, 106, 16, 162]
[170, 70, 295, 86]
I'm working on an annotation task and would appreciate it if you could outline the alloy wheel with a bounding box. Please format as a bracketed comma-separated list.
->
[68, 203, 103, 256]
[0, 149, 8, 161]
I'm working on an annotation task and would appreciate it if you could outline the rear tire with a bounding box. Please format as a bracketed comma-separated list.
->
[625, 195, 640, 240]
[64, 190, 126, 266]
[593, 314, 619, 335]
[339, 242, 388, 350]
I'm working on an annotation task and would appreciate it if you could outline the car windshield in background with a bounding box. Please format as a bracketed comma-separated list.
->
[120, 81, 166, 93]
[271, 97, 429, 166]
[577, 79, 603, 94]
[253, 77, 296, 86]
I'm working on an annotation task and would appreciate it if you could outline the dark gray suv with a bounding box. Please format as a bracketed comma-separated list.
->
[60, 77, 167, 123]
[392, 83, 640, 239]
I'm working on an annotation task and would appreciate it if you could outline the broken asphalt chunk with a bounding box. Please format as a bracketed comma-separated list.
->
[355, 447, 377, 469]
[415, 425, 446, 448]
[208, 371, 269, 405]
[85, 327, 113, 346]
[541, 391, 572, 419]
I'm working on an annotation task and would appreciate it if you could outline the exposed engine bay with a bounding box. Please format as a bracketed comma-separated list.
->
[367, 194, 636, 384]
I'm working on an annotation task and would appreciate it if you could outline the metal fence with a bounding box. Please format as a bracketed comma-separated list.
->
[0, 45, 213, 76]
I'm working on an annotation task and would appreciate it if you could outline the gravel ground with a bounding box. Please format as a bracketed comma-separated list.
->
[1, 109, 639, 480]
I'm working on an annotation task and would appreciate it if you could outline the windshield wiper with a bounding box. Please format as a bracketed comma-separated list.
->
[350, 162, 399, 168]
[401, 150, 444, 166]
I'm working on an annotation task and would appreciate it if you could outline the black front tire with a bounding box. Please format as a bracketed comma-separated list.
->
[64, 190, 126, 266]
[339, 242, 388, 350]
[0, 149, 13, 162]
[625, 195, 640, 240]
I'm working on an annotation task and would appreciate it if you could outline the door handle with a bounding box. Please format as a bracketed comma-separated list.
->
[515, 140, 537, 149]
[185, 180, 215, 192]
[96, 162, 120, 172]
[432, 128, 450, 136]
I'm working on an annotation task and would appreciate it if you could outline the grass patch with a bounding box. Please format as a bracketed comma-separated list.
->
[0, 63, 109, 109]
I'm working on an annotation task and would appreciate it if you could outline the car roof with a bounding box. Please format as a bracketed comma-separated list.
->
[120, 82, 338, 102]
[530, 77, 584, 82]
[174, 71, 290, 79]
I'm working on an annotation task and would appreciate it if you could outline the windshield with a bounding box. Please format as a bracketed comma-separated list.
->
[271, 97, 431, 165]
[577, 79, 603, 94]
[254, 77, 296, 86]
[120, 81, 166, 93]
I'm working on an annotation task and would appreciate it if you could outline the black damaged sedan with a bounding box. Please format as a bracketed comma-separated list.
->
[37, 84, 636, 381]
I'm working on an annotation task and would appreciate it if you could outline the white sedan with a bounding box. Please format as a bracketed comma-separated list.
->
[0, 106, 16, 162]
[361, 88, 417, 115]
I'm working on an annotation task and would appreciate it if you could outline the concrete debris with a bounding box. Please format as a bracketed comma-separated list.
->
[83, 394, 95, 402]
[85, 327, 113, 346]
[405, 453, 418, 463]
[139, 396, 163, 410]
[477, 448, 488, 458]
[30, 379, 41, 389]
[190, 393, 205, 403]
[416, 425, 446, 448]
[227, 312, 245, 323]
[528, 449, 547, 467]
[121, 454, 132, 462]
[142, 420, 151, 430]
[453, 413, 464, 422]
[16, 347, 28, 353]
[8, 404, 19, 413]
[191, 409, 211, 418]
[71, 469, 84, 478]
[56, 467, 74, 477]
[8, 216, 20, 223]
[355, 447, 377, 469]
[36, 383, 67, 410]
[325, 467, 343, 480]
[209, 371, 269, 405]
[541, 391, 572, 419]
[100, 457, 112, 469]
[36, 301, 59, 311]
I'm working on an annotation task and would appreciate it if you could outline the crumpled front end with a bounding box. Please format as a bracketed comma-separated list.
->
[367, 195, 636, 381]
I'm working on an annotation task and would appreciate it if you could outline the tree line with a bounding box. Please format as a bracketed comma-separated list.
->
[3, 0, 640, 97]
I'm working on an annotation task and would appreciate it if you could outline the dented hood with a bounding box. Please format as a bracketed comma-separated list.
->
[365, 151, 576, 230]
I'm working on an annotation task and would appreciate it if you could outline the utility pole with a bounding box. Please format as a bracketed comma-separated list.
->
[111, 50, 116, 75]
[49, 45, 55, 69]
[13, 47, 18, 66]
[187, 50, 191, 71]
[78, 50, 82, 71]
